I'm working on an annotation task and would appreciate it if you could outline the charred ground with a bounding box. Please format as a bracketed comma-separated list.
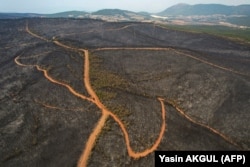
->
[0, 18, 250, 167]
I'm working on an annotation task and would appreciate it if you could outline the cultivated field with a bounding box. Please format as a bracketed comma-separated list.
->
[0, 18, 250, 167]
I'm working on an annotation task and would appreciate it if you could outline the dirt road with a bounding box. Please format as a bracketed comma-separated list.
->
[16, 22, 242, 167]
[22, 24, 168, 167]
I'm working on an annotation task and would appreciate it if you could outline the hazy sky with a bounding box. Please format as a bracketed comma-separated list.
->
[0, 0, 249, 13]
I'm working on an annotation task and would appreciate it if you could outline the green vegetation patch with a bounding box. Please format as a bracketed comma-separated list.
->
[162, 24, 250, 43]
[89, 53, 128, 102]
[89, 53, 131, 132]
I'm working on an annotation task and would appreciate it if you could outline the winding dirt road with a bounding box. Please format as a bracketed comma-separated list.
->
[165, 99, 241, 148]
[14, 22, 244, 167]
[17, 23, 167, 167]
[52, 41, 167, 167]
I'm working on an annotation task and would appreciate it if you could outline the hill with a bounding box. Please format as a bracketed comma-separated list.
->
[90, 9, 150, 21]
[1, 18, 250, 167]
[47, 11, 88, 18]
[159, 4, 250, 16]
[1, 4, 250, 27]
[0, 11, 89, 19]
[0, 13, 41, 19]
[92, 9, 136, 16]
[0, 9, 150, 21]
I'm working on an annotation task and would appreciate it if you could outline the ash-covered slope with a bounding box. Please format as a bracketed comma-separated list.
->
[1, 19, 250, 167]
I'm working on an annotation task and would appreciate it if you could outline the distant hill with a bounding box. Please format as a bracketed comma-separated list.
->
[1, 4, 250, 21]
[91, 9, 151, 21]
[46, 11, 88, 18]
[0, 13, 41, 19]
[159, 4, 250, 16]
[0, 11, 89, 19]
[92, 9, 137, 17]
[0, 9, 148, 19]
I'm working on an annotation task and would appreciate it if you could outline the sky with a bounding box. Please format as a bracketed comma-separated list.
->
[0, 0, 249, 13]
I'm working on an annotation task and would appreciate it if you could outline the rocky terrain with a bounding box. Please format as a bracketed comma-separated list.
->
[0, 18, 249, 167]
